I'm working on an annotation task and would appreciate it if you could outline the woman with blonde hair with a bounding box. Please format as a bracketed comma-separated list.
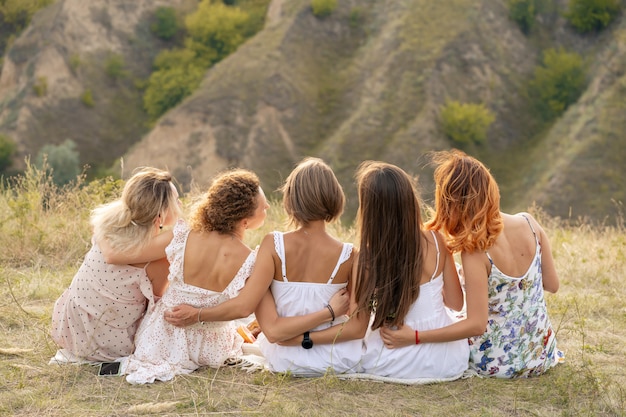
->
[380, 150, 562, 378]
[51, 167, 182, 362]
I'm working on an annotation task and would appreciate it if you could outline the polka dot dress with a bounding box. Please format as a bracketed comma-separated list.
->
[51, 240, 154, 362]
[124, 220, 256, 384]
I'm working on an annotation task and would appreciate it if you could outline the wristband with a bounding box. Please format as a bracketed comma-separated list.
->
[198, 307, 204, 324]
[326, 304, 336, 322]
[415, 330, 420, 345]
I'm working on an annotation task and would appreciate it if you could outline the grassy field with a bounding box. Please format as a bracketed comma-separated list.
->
[1, 166, 625, 416]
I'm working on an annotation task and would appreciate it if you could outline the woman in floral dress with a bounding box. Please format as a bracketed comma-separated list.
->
[380, 150, 562, 378]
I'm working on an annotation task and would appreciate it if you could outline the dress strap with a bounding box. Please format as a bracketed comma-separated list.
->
[272, 232, 289, 282]
[327, 243, 353, 284]
[429, 230, 441, 281]
[520, 214, 540, 254]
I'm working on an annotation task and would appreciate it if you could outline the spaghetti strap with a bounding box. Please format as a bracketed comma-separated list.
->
[272, 232, 289, 282]
[429, 230, 441, 281]
[327, 243, 353, 284]
[520, 214, 539, 246]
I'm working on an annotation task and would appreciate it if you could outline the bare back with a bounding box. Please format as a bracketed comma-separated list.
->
[183, 231, 252, 292]
[486, 213, 537, 277]
[276, 230, 353, 285]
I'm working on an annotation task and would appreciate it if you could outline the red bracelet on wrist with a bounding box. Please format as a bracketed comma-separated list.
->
[415, 330, 420, 345]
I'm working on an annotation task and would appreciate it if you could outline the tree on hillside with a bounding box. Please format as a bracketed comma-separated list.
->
[35, 139, 81, 186]
[565, 0, 622, 33]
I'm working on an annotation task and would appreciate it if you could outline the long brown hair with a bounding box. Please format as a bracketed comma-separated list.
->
[425, 149, 503, 253]
[354, 161, 424, 330]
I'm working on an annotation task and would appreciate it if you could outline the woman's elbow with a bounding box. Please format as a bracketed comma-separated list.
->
[467, 319, 488, 338]
[543, 281, 559, 294]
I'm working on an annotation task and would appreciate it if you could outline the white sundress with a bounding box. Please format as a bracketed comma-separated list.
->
[124, 220, 256, 384]
[359, 231, 469, 381]
[257, 232, 362, 376]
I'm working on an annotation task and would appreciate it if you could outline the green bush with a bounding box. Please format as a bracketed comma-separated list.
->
[185, 1, 249, 65]
[528, 48, 586, 121]
[0, 134, 16, 173]
[311, 0, 337, 17]
[440, 101, 495, 145]
[104, 53, 126, 80]
[507, 0, 537, 33]
[81, 89, 94, 107]
[151, 7, 179, 40]
[34, 139, 81, 186]
[33, 76, 47, 97]
[565, 0, 621, 33]
[143, 63, 205, 119]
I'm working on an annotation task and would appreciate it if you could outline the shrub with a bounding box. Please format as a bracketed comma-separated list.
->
[81, 89, 94, 107]
[440, 101, 495, 145]
[143, 63, 205, 119]
[528, 48, 586, 121]
[151, 7, 179, 40]
[34, 139, 81, 186]
[0, 134, 16, 173]
[33, 76, 47, 97]
[185, 1, 249, 65]
[565, 0, 621, 33]
[104, 53, 126, 80]
[507, 0, 537, 34]
[311, 0, 337, 17]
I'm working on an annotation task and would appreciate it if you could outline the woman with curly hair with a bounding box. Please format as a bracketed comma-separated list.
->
[123, 169, 270, 384]
[380, 150, 562, 378]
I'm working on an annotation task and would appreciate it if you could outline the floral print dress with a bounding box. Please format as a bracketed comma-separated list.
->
[468, 215, 563, 378]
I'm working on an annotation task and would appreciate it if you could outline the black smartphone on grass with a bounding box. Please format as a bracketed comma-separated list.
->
[98, 361, 121, 376]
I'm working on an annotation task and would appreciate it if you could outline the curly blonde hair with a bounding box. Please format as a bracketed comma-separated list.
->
[426, 150, 503, 253]
[189, 169, 260, 234]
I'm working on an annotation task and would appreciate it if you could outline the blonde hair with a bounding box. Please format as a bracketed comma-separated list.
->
[91, 167, 181, 253]
[354, 161, 423, 330]
[280, 157, 345, 228]
[426, 150, 503, 253]
[189, 169, 260, 234]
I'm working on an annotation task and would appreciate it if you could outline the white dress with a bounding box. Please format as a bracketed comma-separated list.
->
[258, 232, 362, 376]
[124, 220, 256, 384]
[360, 231, 469, 381]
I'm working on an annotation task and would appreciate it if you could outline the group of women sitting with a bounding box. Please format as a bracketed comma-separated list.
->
[50, 150, 562, 384]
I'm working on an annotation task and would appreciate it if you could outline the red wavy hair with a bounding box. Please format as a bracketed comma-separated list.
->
[426, 150, 503, 253]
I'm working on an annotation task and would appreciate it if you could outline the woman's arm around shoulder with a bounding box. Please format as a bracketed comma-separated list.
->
[436, 231, 464, 312]
[380, 249, 489, 348]
[99, 229, 174, 264]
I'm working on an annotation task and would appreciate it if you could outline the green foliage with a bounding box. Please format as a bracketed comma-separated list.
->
[528, 48, 586, 121]
[185, 1, 249, 65]
[69, 54, 81, 72]
[565, 0, 622, 33]
[81, 89, 94, 107]
[32, 76, 47, 97]
[104, 53, 127, 80]
[311, 0, 338, 17]
[440, 101, 495, 145]
[0, 0, 53, 31]
[151, 7, 179, 41]
[0, 134, 16, 173]
[143, 55, 204, 119]
[507, 0, 538, 33]
[34, 139, 81, 186]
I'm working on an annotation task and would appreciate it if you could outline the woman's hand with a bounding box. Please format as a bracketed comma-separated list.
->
[328, 288, 350, 318]
[379, 324, 415, 349]
[164, 304, 198, 327]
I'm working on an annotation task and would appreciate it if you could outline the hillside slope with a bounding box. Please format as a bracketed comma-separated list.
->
[3, 0, 625, 221]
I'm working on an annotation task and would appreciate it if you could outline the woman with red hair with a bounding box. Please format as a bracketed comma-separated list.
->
[380, 150, 562, 378]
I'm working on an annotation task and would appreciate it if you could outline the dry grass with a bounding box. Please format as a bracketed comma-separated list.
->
[1, 167, 625, 416]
